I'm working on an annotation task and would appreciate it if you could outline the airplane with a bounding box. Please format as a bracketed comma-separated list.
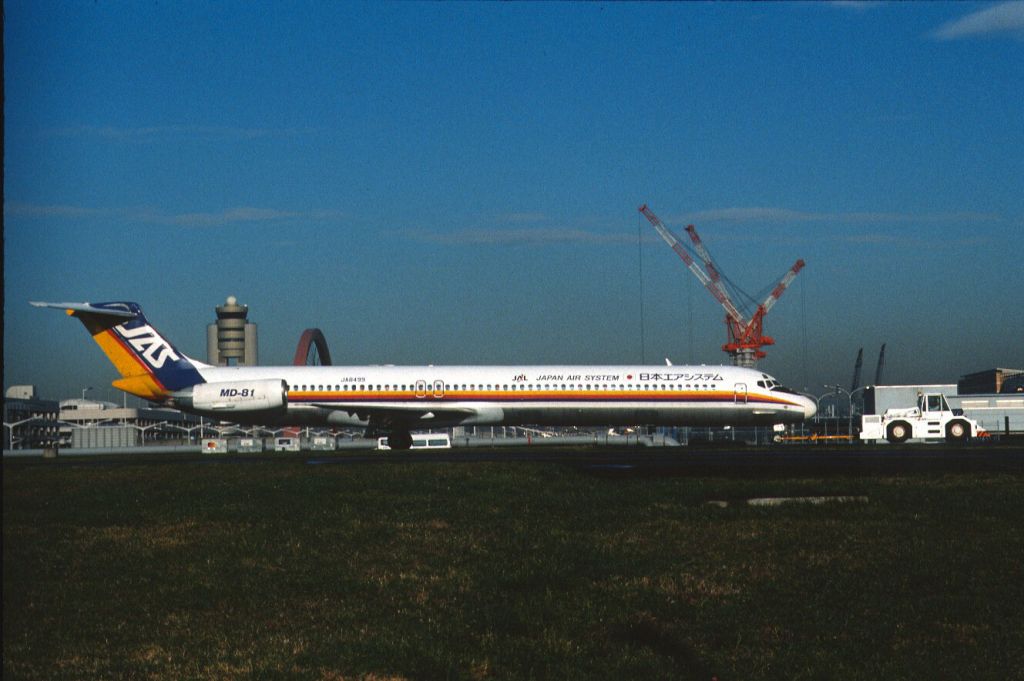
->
[31, 300, 816, 449]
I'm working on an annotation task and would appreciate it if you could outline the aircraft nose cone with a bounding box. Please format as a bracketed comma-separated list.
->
[802, 396, 817, 419]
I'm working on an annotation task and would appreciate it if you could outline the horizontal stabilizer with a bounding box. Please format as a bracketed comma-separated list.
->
[30, 301, 137, 319]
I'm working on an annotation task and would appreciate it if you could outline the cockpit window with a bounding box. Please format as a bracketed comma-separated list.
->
[758, 375, 795, 393]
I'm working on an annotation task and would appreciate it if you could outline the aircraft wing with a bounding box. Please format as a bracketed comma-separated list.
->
[308, 400, 491, 428]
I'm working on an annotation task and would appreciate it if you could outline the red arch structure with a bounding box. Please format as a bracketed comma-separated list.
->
[293, 328, 333, 366]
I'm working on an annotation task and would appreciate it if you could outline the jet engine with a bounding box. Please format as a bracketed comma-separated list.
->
[172, 379, 288, 413]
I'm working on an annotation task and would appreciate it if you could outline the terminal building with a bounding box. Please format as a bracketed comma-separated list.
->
[958, 368, 1024, 395]
[3, 386, 60, 449]
[4, 387, 206, 450]
[207, 296, 258, 366]
[58, 399, 203, 448]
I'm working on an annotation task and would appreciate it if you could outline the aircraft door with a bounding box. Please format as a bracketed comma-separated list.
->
[433, 380, 445, 398]
[415, 380, 427, 398]
[734, 383, 748, 404]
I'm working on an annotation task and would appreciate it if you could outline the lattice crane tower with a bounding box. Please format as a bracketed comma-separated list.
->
[639, 204, 804, 367]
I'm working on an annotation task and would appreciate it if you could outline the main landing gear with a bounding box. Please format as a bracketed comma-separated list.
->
[387, 431, 413, 450]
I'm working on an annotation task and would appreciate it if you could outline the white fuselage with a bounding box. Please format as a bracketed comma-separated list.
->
[188, 363, 816, 429]
[31, 300, 816, 436]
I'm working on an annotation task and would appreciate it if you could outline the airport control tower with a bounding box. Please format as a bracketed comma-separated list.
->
[207, 296, 258, 366]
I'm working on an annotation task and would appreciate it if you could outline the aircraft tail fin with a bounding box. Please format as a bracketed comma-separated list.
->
[31, 301, 207, 401]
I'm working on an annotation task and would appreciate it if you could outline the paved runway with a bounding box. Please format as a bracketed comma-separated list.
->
[11, 441, 1023, 477]
[317, 442, 1024, 477]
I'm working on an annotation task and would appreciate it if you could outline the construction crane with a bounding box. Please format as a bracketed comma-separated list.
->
[639, 204, 805, 367]
[875, 343, 887, 385]
[851, 348, 864, 392]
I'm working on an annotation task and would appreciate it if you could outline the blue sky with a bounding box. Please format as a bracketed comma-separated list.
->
[4, 1, 1023, 403]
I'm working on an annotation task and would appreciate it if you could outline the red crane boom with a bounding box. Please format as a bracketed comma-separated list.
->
[638, 204, 804, 367]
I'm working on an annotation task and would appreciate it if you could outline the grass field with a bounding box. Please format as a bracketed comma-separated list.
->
[4, 456, 1023, 680]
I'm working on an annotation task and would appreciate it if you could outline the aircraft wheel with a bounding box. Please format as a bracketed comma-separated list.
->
[388, 431, 413, 450]
[946, 420, 970, 443]
[886, 421, 911, 444]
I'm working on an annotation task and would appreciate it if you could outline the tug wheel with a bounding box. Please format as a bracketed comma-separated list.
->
[886, 421, 911, 444]
[946, 420, 970, 443]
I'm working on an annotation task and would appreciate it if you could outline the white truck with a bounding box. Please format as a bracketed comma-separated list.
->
[377, 433, 452, 450]
[860, 392, 985, 444]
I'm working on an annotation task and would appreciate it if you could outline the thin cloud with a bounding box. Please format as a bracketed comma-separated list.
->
[153, 206, 346, 227]
[46, 124, 319, 141]
[408, 227, 635, 245]
[825, 1, 878, 11]
[5, 202, 345, 227]
[842, 233, 901, 245]
[496, 212, 550, 224]
[675, 207, 1003, 225]
[931, 1, 1024, 41]
[3, 203, 115, 219]
[143, 207, 303, 227]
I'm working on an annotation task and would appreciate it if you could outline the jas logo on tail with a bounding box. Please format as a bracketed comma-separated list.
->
[115, 324, 181, 369]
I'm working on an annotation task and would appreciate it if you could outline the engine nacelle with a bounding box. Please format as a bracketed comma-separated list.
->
[173, 379, 288, 413]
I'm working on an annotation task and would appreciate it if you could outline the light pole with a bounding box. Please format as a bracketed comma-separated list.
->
[82, 386, 93, 401]
[4, 416, 37, 449]
[825, 385, 866, 440]
[816, 390, 842, 437]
